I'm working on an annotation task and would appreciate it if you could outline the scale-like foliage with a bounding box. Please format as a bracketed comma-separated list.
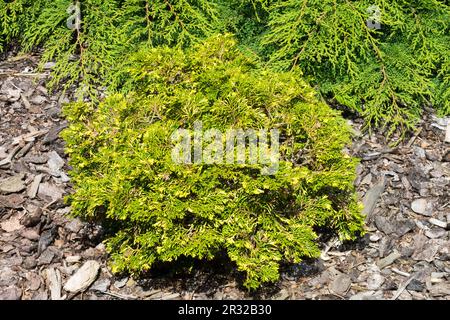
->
[0, 0, 222, 95]
[62, 35, 364, 289]
[0, 0, 44, 52]
[2, 1, 446, 131]
[261, 0, 450, 133]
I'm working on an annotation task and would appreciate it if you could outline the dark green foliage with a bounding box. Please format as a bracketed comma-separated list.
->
[1, 1, 447, 131]
[0, 0, 222, 95]
[23, 0, 123, 95]
[214, 0, 268, 53]
[261, 0, 450, 132]
[0, 0, 41, 51]
[61, 35, 364, 289]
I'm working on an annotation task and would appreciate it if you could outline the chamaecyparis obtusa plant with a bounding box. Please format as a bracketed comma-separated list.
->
[61, 35, 365, 289]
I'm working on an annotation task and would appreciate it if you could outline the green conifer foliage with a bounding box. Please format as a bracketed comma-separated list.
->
[0, 0, 221, 95]
[261, 0, 450, 132]
[61, 35, 364, 289]
[2, 1, 447, 131]
[0, 0, 42, 51]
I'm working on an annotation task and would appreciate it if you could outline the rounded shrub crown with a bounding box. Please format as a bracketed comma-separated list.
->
[62, 34, 364, 289]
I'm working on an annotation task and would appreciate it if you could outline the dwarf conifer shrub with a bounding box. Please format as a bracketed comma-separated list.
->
[62, 35, 364, 289]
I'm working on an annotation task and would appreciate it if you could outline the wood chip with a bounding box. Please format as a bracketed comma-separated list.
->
[0, 174, 26, 194]
[391, 268, 411, 277]
[15, 141, 34, 159]
[100, 291, 137, 300]
[391, 275, 416, 300]
[43, 124, 67, 145]
[45, 268, 64, 300]
[0, 215, 23, 232]
[12, 130, 48, 146]
[63, 260, 100, 293]
[20, 93, 32, 110]
[377, 250, 402, 269]
[406, 127, 423, 148]
[0, 194, 25, 209]
[445, 122, 450, 143]
[161, 292, 181, 300]
[429, 218, 448, 229]
[27, 174, 43, 199]
[363, 177, 386, 221]
[0, 146, 21, 167]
